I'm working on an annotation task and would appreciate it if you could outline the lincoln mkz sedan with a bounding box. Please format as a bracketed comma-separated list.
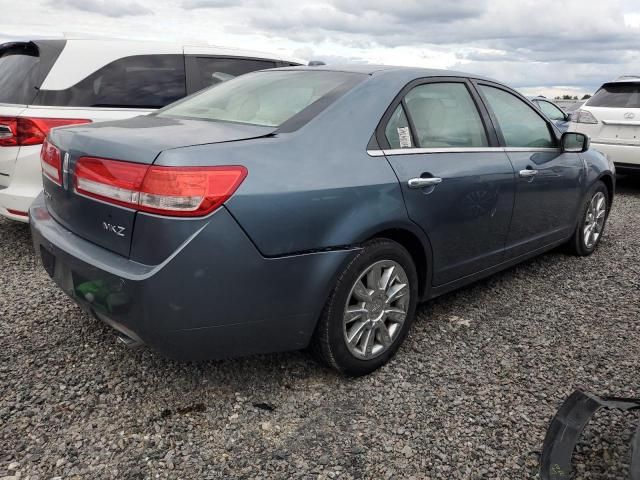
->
[30, 65, 615, 376]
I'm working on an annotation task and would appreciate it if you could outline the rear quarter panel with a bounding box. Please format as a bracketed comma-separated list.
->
[156, 74, 415, 257]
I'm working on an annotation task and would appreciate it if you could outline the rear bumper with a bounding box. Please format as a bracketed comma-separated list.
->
[0, 145, 42, 222]
[591, 142, 640, 167]
[29, 195, 357, 360]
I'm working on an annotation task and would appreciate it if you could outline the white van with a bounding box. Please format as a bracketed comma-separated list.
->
[0, 38, 302, 221]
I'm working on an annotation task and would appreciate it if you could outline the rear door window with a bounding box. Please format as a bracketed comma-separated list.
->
[587, 83, 640, 108]
[192, 57, 278, 91]
[403, 82, 488, 148]
[34, 55, 186, 108]
[384, 104, 413, 149]
[479, 85, 555, 148]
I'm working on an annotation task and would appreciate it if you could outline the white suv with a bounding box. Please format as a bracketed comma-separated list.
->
[570, 76, 640, 173]
[0, 38, 302, 222]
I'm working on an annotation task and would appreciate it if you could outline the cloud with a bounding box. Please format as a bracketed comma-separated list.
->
[52, 0, 152, 18]
[5, 0, 640, 95]
[181, 0, 237, 9]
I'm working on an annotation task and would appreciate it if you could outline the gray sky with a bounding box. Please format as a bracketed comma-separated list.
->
[2, 0, 640, 97]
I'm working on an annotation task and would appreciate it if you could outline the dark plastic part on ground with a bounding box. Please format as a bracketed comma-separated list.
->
[540, 389, 640, 480]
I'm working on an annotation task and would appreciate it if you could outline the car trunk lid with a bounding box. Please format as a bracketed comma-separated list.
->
[583, 106, 640, 146]
[45, 116, 275, 257]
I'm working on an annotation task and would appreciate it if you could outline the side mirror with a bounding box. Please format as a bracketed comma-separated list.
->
[564, 112, 572, 122]
[561, 132, 590, 153]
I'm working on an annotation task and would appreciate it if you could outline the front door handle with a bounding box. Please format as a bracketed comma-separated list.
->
[519, 169, 538, 178]
[408, 177, 442, 188]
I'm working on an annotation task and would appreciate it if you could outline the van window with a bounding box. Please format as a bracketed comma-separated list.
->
[34, 55, 186, 108]
[0, 41, 65, 105]
[194, 57, 278, 89]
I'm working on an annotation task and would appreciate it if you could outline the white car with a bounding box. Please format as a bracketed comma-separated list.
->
[0, 38, 302, 222]
[570, 76, 640, 173]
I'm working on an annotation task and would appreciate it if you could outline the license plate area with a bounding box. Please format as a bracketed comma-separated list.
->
[601, 124, 640, 142]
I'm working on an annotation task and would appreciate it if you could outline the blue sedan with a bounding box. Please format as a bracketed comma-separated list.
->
[30, 65, 615, 375]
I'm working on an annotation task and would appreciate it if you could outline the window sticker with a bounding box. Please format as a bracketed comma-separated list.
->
[397, 126, 412, 148]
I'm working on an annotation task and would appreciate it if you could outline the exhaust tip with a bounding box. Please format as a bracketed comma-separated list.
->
[116, 332, 143, 348]
[93, 310, 144, 348]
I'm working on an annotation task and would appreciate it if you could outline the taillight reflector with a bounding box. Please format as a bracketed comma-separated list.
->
[0, 117, 91, 147]
[7, 209, 28, 217]
[75, 157, 247, 217]
[40, 139, 62, 185]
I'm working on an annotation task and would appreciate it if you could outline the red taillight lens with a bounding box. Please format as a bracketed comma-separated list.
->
[0, 117, 91, 147]
[40, 139, 63, 185]
[75, 157, 247, 217]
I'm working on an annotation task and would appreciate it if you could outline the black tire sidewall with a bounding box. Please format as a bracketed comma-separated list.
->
[323, 240, 419, 376]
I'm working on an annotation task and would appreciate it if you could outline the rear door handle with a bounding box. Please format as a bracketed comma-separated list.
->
[408, 177, 442, 188]
[519, 169, 538, 178]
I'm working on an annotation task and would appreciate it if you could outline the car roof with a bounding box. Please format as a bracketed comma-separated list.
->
[2, 37, 302, 64]
[278, 63, 497, 82]
[65, 38, 302, 63]
[611, 75, 640, 83]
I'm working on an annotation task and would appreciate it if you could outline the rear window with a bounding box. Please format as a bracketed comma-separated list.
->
[34, 55, 186, 108]
[587, 83, 640, 108]
[158, 70, 364, 128]
[0, 41, 67, 105]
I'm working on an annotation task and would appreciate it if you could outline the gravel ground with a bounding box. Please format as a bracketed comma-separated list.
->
[1, 177, 639, 480]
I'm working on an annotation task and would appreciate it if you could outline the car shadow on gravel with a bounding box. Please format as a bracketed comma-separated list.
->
[616, 173, 640, 195]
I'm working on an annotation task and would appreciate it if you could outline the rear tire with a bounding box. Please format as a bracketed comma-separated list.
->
[567, 181, 609, 256]
[311, 239, 419, 376]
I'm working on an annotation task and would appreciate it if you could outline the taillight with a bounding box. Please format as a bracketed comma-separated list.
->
[0, 117, 91, 147]
[573, 110, 598, 124]
[75, 157, 247, 217]
[40, 139, 63, 186]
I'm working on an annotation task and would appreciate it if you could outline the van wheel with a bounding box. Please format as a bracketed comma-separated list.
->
[567, 181, 609, 256]
[311, 239, 418, 376]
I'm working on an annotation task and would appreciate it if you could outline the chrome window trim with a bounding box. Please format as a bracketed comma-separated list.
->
[367, 146, 559, 157]
[503, 147, 559, 153]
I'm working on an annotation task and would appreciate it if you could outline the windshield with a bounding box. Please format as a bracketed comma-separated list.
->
[587, 82, 640, 108]
[158, 70, 364, 127]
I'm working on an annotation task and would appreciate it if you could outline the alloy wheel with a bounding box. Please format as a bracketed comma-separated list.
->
[583, 191, 607, 249]
[342, 260, 410, 360]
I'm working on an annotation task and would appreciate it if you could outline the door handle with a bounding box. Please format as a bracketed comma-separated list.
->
[519, 169, 538, 178]
[408, 177, 442, 188]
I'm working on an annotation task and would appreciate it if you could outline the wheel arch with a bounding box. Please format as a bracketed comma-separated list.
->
[596, 173, 615, 209]
[366, 226, 433, 300]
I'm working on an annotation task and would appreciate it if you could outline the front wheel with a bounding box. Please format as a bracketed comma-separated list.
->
[310, 239, 418, 376]
[567, 181, 609, 256]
